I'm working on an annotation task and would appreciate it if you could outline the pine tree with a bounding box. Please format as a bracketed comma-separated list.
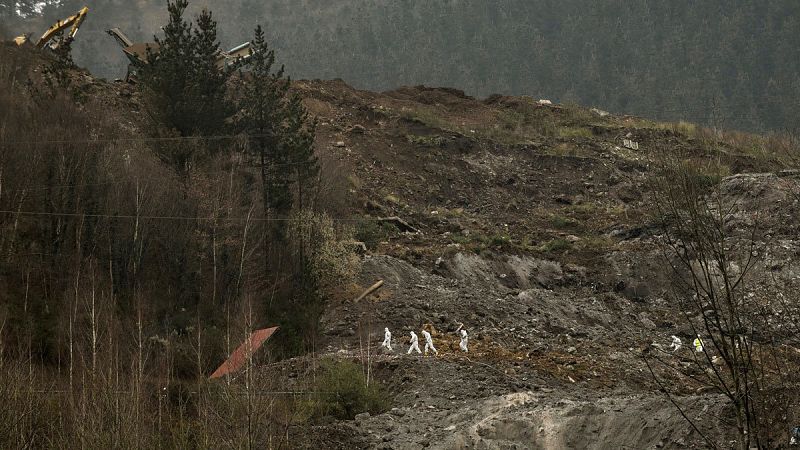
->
[137, 1, 232, 179]
[190, 9, 232, 138]
[236, 25, 318, 269]
[139, 0, 193, 134]
[238, 26, 289, 234]
[283, 94, 318, 211]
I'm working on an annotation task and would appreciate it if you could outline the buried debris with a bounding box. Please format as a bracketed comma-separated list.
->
[622, 139, 640, 150]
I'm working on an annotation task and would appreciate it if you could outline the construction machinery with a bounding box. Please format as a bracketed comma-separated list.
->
[107, 27, 253, 81]
[15, 6, 89, 50]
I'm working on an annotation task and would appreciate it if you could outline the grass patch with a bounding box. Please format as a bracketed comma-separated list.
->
[545, 143, 594, 158]
[347, 174, 362, 190]
[451, 232, 513, 254]
[406, 134, 446, 147]
[561, 103, 599, 125]
[557, 126, 594, 139]
[689, 161, 731, 187]
[383, 193, 402, 205]
[399, 106, 455, 132]
[576, 235, 614, 252]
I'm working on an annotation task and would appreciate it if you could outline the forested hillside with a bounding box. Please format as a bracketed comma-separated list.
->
[3, 0, 799, 134]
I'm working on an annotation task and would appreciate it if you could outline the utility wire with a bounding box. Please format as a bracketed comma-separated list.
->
[0, 132, 312, 146]
[0, 209, 405, 222]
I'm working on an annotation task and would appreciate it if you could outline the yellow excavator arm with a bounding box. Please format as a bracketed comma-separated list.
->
[34, 6, 89, 49]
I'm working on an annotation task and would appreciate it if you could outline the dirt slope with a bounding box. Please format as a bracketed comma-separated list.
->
[288, 80, 798, 448]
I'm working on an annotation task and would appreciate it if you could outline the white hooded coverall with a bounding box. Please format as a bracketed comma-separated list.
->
[669, 335, 681, 352]
[381, 327, 392, 351]
[459, 329, 469, 353]
[422, 330, 438, 355]
[408, 331, 421, 354]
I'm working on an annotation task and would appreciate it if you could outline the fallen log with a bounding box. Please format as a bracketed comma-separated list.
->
[353, 280, 384, 303]
[377, 216, 419, 233]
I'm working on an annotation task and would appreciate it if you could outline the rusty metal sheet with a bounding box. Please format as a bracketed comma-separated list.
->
[210, 327, 278, 379]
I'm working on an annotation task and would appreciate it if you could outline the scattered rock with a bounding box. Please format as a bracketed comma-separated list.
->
[350, 124, 366, 134]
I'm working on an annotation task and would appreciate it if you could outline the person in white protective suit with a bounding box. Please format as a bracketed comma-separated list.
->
[422, 329, 438, 356]
[669, 335, 682, 352]
[381, 327, 392, 351]
[693, 336, 704, 353]
[407, 331, 421, 354]
[459, 329, 469, 353]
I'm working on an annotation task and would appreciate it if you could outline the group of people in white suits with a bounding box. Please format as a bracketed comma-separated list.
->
[380, 326, 468, 356]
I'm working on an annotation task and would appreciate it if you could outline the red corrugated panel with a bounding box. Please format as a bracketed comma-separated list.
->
[210, 327, 279, 379]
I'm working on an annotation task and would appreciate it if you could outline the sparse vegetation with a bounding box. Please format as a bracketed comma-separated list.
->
[406, 134, 446, 147]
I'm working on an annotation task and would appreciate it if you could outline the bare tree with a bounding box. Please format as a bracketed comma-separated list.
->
[647, 163, 800, 449]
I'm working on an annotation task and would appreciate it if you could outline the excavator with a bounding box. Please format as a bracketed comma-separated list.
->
[107, 27, 253, 81]
[14, 6, 89, 50]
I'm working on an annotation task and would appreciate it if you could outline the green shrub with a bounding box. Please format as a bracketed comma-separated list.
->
[307, 359, 390, 420]
[355, 220, 396, 250]
[539, 238, 572, 253]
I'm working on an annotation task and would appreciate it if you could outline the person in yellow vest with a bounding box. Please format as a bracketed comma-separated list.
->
[693, 336, 704, 353]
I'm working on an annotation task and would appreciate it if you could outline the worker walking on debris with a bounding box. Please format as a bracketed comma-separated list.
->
[669, 335, 682, 352]
[422, 329, 438, 356]
[459, 329, 469, 353]
[408, 331, 422, 355]
[693, 336, 704, 353]
[382, 327, 392, 351]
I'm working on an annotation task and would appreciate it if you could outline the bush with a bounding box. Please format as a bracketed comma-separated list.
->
[307, 358, 389, 420]
[550, 214, 577, 229]
[287, 210, 361, 293]
[539, 238, 572, 253]
[354, 220, 396, 250]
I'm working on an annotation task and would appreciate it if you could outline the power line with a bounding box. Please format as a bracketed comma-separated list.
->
[0, 132, 315, 147]
[0, 209, 397, 223]
[1, 180, 133, 193]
